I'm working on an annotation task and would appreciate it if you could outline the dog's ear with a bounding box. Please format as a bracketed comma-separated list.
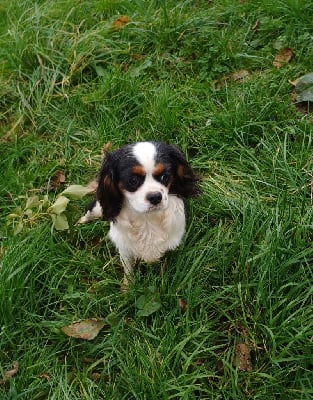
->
[96, 152, 123, 221]
[168, 145, 201, 198]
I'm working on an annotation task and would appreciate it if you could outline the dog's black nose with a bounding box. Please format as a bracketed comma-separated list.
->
[146, 191, 162, 205]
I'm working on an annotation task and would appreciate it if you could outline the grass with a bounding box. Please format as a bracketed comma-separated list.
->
[1, 0, 313, 398]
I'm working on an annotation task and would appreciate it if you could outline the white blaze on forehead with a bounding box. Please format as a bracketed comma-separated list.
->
[132, 142, 156, 173]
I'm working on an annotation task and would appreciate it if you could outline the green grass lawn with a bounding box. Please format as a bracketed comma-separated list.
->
[1, 0, 313, 398]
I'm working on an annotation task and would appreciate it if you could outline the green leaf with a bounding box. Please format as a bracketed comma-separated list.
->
[294, 72, 313, 94]
[293, 72, 313, 103]
[137, 298, 162, 317]
[52, 213, 69, 231]
[50, 196, 70, 215]
[297, 87, 313, 103]
[136, 287, 162, 317]
[61, 185, 93, 200]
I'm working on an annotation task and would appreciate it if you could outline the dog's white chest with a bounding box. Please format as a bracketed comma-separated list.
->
[109, 196, 186, 262]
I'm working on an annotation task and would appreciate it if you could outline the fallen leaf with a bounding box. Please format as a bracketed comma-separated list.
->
[214, 69, 250, 88]
[273, 47, 294, 68]
[36, 372, 51, 381]
[294, 73, 313, 103]
[233, 343, 252, 372]
[131, 53, 143, 61]
[297, 87, 313, 103]
[4, 361, 19, 380]
[290, 72, 313, 114]
[50, 170, 66, 190]
[90, 372, 101, 381]
[231, 69, 250, 82]
[61, 318, 106, 340]
[178, 298, 188, 313]
[111, 15, 130, 29]
[293, 72, 313, 93]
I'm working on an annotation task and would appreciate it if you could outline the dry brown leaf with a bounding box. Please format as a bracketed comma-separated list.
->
[50, 170, 66, 190]
[90, 372, 101, 381]
[4, 361, 19, 380]
[131, 53, 143, 62]
[213, 69, 250, 89]
[111, 15, 130, 29]
[233, 343, 252, 372]
[273, 48, 294, 68]
[231, 69, 250, 82]
[178, 298, 188, 313]
[36, 372, 51, 381]
[61, 318, 106, 340]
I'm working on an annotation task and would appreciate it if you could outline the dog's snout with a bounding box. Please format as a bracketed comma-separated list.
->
[146, 191, 162, 205]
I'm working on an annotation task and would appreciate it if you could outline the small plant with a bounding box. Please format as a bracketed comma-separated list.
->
[136, 286, 162, 317]
[6, 185, 93, 234]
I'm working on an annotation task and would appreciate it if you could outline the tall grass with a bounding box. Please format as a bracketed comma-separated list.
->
[1, 0, 313, 398]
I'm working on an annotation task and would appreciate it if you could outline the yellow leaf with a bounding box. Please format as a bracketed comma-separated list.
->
[52, 213, 69, 231]
[61, 185, 94, 200]
[50, 196, 70, 214]
[61, 318, 106, 340]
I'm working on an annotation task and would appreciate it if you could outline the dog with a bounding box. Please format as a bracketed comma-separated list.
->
[79, 141, 200, 284]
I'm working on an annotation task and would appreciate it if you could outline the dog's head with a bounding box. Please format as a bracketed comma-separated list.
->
[97, 141, 200, 221]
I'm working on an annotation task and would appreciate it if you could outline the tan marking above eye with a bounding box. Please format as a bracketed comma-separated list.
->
[153, 163, 165, 176]
[131, 165, 146, 176]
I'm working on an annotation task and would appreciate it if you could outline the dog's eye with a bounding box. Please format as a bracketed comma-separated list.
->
[160, 173, 170, 185]
[128, 176, 140, 187]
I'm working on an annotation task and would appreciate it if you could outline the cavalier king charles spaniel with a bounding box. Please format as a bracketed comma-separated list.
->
[79, 141, 200, 284]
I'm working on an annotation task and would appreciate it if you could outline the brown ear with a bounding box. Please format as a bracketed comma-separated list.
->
[96, 152, 123, 221]
[167, 145, 201, 198]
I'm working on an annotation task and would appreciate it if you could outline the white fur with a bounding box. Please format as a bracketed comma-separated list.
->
[109, 195, 185, 276]
[78, 201, 102, 224]
[132, 142, 156, 172]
